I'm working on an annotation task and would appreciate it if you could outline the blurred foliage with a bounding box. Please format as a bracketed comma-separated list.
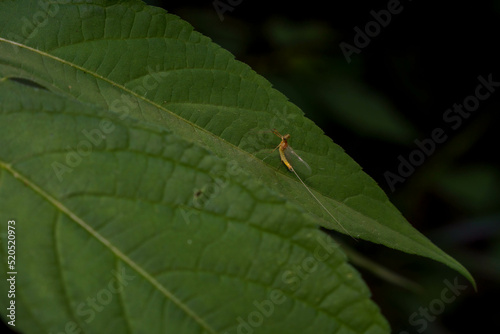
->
[145, 1, 499, 333]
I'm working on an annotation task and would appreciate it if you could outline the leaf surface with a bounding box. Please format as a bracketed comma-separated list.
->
[0, 0, 474, 332]
[0, 79, 388, 333]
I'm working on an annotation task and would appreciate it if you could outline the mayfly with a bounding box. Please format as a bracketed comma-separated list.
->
[270, 129, 354, 239]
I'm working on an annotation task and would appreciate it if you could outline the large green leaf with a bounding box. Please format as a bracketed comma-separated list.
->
[0, 79, 388, 333]
[0, 0, 474, 332]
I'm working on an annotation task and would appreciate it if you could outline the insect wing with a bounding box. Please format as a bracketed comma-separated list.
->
[284, 145, 312, 176]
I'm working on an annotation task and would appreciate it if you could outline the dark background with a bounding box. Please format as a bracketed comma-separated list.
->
[3, 1, 499, 333]
[143, 1, 499, 333]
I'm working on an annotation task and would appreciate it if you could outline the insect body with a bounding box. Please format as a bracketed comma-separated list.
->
[276, 132, 293, 171]
[271, 129, 354, 239]
[271, 129, 311, 175]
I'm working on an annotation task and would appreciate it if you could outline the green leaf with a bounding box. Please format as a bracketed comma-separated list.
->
[0, 0, 475, 331]
[1, 79, 388, 333]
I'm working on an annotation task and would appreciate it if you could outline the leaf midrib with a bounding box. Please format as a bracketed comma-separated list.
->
[0, 159, 218, 334]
